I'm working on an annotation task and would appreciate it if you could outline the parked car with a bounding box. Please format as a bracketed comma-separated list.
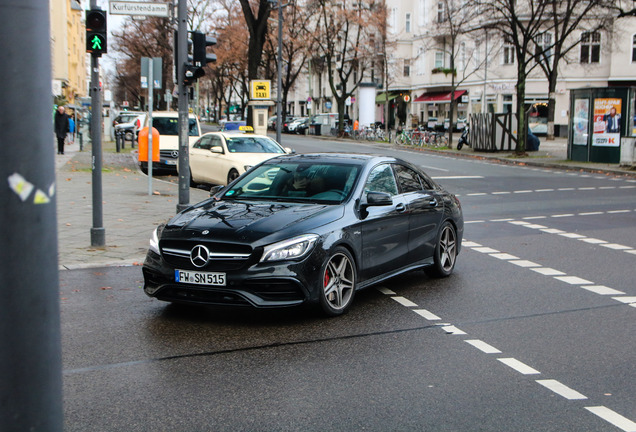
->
[113, 112, 146, 141]
[221, 120, 246, 131]
[286, 117, 307, 133]
[138, 111, 201, 174]
[294, 118, 311, 135]
[187, 131, 292, 186]
[142, 153, 464, 316]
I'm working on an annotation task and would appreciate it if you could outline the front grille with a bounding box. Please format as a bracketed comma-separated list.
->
[157, 286, 252, 306]
[159, 150, 178, 160]
[245, 279, 304, 302]
[160, 240, 254, 271]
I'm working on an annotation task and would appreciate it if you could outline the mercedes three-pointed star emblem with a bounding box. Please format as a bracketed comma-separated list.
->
[190, 245, 210, 268]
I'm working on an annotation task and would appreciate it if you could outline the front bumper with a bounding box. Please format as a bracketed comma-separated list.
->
[142, 249, 324, 309]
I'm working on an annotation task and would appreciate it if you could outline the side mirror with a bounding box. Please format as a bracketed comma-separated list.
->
[210, 146, 223, 154]
[362, 191, 393, 208]
[285, 147, 295, 154]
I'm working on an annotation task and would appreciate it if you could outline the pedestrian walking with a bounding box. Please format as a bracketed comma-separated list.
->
[68, 114, 75, 143]
[54, 105, 69, 155]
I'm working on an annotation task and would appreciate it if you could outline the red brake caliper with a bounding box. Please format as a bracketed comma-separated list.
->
[324, 270, 330, 288]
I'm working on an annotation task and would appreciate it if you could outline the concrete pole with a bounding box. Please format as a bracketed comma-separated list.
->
[0, 1, 63, 430]
[90, 53, 105, 246]
[276, 1, 283, 144]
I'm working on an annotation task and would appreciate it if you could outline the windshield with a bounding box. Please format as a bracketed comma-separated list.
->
[226, 136, 285, 154]
[223, 161, 360, 204]
[153, 117, 199, 136]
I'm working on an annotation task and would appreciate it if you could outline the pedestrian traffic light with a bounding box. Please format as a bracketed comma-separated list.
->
[183, 64, 204, 86]
[192, 31, 217, 68]
[86, 9, 107, 56]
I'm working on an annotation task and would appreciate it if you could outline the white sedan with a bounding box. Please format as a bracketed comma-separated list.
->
[188, 132, 291, 186]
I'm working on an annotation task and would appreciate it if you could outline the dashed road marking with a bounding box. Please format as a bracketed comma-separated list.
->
[465, 339, 501, 354]
[585, 406, 636, 432]
[498, 358, 541, 375]
[536, 379, 587, 400]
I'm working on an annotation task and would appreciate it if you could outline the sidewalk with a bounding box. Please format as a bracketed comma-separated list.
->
[56, 135, 635, 270]
[56, 139, 209, 270]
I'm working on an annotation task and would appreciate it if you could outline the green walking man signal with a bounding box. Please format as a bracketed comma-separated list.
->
[86, 9, 107, 56]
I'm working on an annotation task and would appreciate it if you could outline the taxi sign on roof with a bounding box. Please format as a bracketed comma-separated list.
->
[239, 125, 254, 132]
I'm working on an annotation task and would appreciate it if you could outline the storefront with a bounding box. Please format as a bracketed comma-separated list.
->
[413, 90, 468, 130]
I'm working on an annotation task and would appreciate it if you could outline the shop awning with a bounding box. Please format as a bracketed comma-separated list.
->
[375, 93, 399, 103]
[414, 90, 467, 103]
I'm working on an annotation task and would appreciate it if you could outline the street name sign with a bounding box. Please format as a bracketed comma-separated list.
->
[109, 1, 170, 17]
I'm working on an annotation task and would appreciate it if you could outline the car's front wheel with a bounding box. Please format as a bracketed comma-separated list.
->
[227, 169, 240, 185]
[425, 221, 458, 278]
[319, 247, 356, 316]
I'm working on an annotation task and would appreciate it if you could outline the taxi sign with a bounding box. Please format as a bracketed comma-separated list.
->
[239, 125, 254, 133]
[251, 80, 271, 100]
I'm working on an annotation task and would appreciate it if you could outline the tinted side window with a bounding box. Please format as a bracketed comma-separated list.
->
[194, 135, 212, 150]
[365, 164, 398, 196]
[394, 165, 422, 193]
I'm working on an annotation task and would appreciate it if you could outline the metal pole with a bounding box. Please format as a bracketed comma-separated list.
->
[148, 59, 154, 195]
[177, 0, 190, 212]
[0, 1, 63, 430]
[276, 1, 283, 144]
[90, 53, 105, 246]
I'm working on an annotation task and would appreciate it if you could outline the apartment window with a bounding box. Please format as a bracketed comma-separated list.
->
[503, 37, 515, 65]
[437, 2, 446, 23]
[503, 95, 513, 113]
[406, 13, 411, 33]
[580, 31, 600, 64]
[631, 34, 636, 62]
[459, 42, 466, 72]
[435, 51, 444, 68]
[419, 0, 427, 24]
[389, 8, 397, 33]
[535, 32, 553, 63]
[404, 59, 411, 77]
[474, 40, 481, 67]
[416, 47, 426, 75]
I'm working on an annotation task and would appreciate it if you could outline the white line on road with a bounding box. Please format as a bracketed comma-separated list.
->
[391, 296, 418, 307]
[413, 309, 441, 320]
[465, 339, 502, 354]
[536, 379, 587, 400]
[497, 358, 541, 375]
[585, 406, 636, 432]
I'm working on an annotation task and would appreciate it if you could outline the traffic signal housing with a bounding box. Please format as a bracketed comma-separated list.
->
[86, 9, 107, 56]
[192, 31, 217, 68]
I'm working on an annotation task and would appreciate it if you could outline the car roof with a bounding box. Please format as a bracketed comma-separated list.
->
[203, 131, 275, 140]
[263, 153, 395, 166]
[151, 111, 197, 118]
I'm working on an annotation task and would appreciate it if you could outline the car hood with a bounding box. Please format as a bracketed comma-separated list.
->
[162, 199, 345, 245]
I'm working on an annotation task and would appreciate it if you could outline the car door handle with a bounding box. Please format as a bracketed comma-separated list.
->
[395, 203, 406, 212]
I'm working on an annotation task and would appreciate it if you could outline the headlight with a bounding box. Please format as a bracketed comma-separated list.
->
[260, 234, 319, 262]
[149, 227, 160, 254]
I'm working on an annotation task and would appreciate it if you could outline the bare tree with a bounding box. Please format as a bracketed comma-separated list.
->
[534, 0, 615, 140]
[479, 0, 552, 154]
[309, 0, 384, 135]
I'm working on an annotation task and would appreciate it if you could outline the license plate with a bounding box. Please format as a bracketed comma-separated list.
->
[164, 160, 177, 165]
[175, 270, 226, 286]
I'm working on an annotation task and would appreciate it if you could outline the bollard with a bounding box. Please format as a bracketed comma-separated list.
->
[78, 131, 83, 151]
[115, 130, 121, 153]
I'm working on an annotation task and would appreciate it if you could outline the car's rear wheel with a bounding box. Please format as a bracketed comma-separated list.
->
[189, 167, 197, 187]
[425, 221, 458, 278]
[227, 169, 240, 184]
[319, 247, 356, 316]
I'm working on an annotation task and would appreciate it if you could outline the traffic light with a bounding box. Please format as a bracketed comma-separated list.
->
[192, 31, 217, 68]
[86, 9, 107, 56]
[183, 64, 204, 86]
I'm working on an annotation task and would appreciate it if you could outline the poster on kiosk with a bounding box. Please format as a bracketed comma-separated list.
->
[592, 98, 621, 147]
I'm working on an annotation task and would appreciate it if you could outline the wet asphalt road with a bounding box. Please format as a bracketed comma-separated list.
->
[61, 135, 636, 431]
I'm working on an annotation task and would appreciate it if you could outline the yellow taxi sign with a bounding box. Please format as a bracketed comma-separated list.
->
[251, 80, 271, 100]
[239, 125, 254, 132]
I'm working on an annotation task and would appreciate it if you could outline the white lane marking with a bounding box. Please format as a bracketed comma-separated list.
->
[413, 309, 441, 320]
[619, 185, 636, 189]
[509, 220, 530, 225]
[391, 296, 418, 307]
[492, 191, 511, 195]
[377, 287, 396, 295]
[581, 285, 625, 295]
[465, 220, 486, 224]
[553, 214, 575, 218]
[601, 243, 632, 250]
[497, 358, 541, 375]
[531, 267, 567, 276]
[465, 339, 502, 354]
[441, 325, 467, 335]
[608, 209, 631, 213]
[579, 211, 604, 215]
[491, 218, 514, 222]
[490, 253, 519, 260]
[473, 247, 500, 254]
[514, 190, 533, 194]
[524, 224, 547, 229]
[579, 238, 608, 244]
[462, 241, 482, 247]
[599, 186, 617, 189]
[554, 276, 594, 285]
[626, 250, 636, 256]
[612, 296, 636, 305]
[535, 189, 554, 192]
[541, 228, 566, 234]
[536, 379, 587, 400]
[522, 216, 547, 220]
[558, 188, 576, 191]
[585, 406, 636, 432]
[509, 260, 541, 268]
[559, 233, 586, 238]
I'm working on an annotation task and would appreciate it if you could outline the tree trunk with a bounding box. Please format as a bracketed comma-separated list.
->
[546, 70, 558, 140]
[515, 65, 527, 155]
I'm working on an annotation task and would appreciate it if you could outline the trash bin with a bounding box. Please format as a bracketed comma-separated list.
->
[311, 124, 321, 136]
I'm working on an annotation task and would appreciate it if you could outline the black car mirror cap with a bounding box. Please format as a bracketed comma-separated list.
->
[209, 185, 225, 197]
[362, 191, 393, 207]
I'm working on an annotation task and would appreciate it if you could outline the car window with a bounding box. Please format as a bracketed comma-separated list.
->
[394, 164, 423, 193]
[210, 136, 223, 150]
[194, 135, 213, 150]
[226, 137, 285, 153]
[152, 117, 199, 136]
[224, 162, 360, 204]
[365, 164, 398, 196]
